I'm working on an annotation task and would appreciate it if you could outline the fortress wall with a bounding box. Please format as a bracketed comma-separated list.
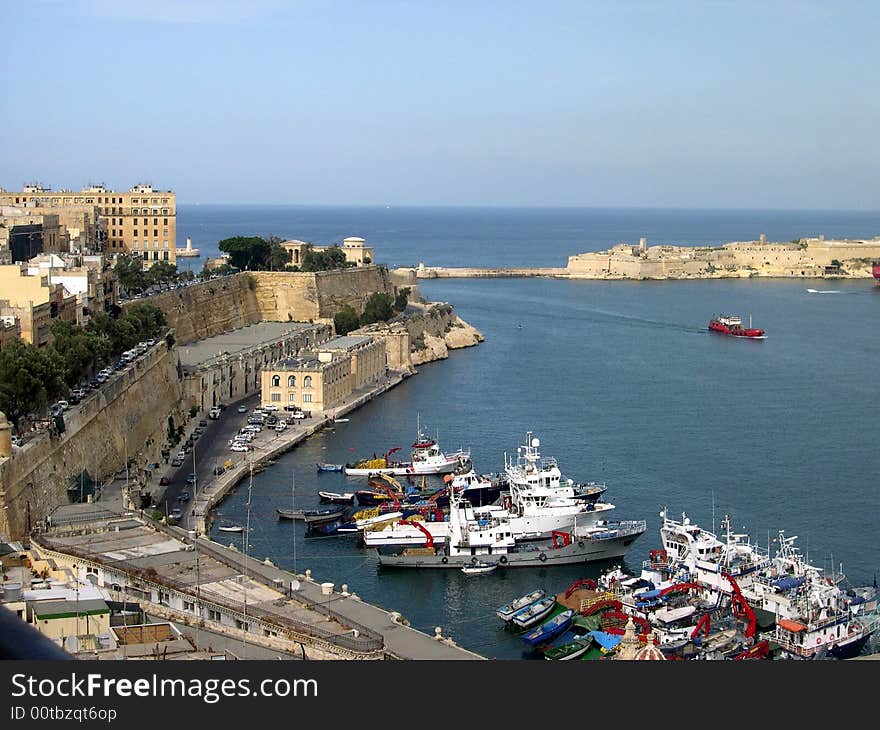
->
[0, 345, 186, 539]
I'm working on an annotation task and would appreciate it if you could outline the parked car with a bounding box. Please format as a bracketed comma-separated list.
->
[261, 404, 278, 412]
[179, 490, 191, 502]
[213, 466, 225, 475]
[237, 405, 247, 413]
[170, 508, 182, 521]
[291, 411, 306, 420]
[230, 443, 249, 452]
[170, 457, 183, 467]
[275, 423, 287, 432]
[185, 473, 197, 485]
[198, 419, 208, 427]
[209, 407, 222, 420]
[265, 415, 277, 425]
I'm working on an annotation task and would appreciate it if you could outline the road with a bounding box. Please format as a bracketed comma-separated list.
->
[155, 396, 318, 529]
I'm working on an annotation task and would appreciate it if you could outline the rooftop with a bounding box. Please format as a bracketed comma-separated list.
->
[31, 598, 109, 618]
[319, 335, 373, 351]
[271, 352, 346, 371]
[177, 322, 316, 369]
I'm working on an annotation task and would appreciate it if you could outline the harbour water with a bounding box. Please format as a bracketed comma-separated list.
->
[196, 207, 879, 658]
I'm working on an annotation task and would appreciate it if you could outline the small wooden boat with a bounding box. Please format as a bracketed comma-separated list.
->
[316, 463, 343, 472]
[496, 589, 546, 623]
[544, 635, 593, 660]
[217, 524, 244, 533]
[318, 491, 355, 504]
[461, 561, 498, 575]
[276, 505, 347, 524]
[511, 596, 557, 630]
[522, 609, 574, 647]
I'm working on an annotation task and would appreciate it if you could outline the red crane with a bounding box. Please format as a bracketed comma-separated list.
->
[722, 572, 757, 639]
[564, 578, 597, 599]
[400, 518, 434, 549]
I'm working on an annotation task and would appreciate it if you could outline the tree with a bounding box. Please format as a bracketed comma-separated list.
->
[49, 319, 111, 387]
[114, 256, 147, 295]
[360, 292, 395, 325]
[218, 236, 272, 270]
[0, 339, 65, 428]
[394, 287, 411, 313]
[334, 305, 360, 335]
[301, 245, 347, 272]
[145, 260, 178, 287]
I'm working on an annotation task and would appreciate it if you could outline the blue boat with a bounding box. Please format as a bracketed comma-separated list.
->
[316, 463, 343, 472]
[511, 596, 557, 629]
[522, 609, 574, 647]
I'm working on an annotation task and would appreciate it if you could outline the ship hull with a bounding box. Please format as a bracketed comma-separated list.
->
[374, 530, 643, 568]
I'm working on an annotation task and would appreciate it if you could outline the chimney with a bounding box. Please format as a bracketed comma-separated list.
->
[759, 233, 766, 244]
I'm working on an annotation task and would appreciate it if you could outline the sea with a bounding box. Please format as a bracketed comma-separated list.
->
[182, 205, 880, 659]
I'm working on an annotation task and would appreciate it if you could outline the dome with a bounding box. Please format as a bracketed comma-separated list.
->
[343, 237, 366, 246]
[634, 644, 666, 661]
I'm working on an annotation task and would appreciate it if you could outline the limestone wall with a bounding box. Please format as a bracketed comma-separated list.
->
[403, 303, 484, 366]
[0, 345, 186, 539]
[127, 275, 262, 345]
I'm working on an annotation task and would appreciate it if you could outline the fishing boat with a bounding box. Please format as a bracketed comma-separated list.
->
[522, 609, 575, 646]
[511, 596, 558, 629]
[337, 510, 404, 534]
[499, 432, 615, 539]
[373, 485, 646, 569]
[316, 463, 343, 472]
[461, 561, 498, 575]
[544, 635, 593, 660]
[276, 505, 348, 524]
[497, 589, 547, 623]
[708, 314, 765, 339]
[318, 491, 355, 504]
[218, 523, 244, 533]
[345, 421, 470, 476]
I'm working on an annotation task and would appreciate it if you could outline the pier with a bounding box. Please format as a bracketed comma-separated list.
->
[405, 264, 568, 279]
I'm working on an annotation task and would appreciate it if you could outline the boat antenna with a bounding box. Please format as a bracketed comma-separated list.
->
[711, 491, 715, 536]
[291, 469, 297, 578]
[242, 461, 253, 660]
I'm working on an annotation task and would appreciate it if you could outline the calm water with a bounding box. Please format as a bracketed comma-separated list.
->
[198, 207, 880, 659]
[176, 204, 880, 272]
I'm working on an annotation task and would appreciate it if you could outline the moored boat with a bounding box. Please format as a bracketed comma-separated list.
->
[218, 523, 244, 533]
[316, 463, 343, 472]
[708, 314, 765, 339]
[461, 561, 498, 575]
[318, 491, 355, 504]
[497, 589, 546, 622]
[345, 422, 470, 476]
[276, 505, 348, 524]
[544, 634, 593, 660]
[523, 609, 575, 646]
[511, 596, 557, 629]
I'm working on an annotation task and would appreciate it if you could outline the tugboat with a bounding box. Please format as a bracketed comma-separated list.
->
[708, 314, 765, 339]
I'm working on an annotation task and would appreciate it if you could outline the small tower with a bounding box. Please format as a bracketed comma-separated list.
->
[615, 616, 641, 660]
[639, 237, 647, 254]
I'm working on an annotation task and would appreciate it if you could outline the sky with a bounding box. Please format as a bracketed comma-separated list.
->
[2, 1, 879, 208]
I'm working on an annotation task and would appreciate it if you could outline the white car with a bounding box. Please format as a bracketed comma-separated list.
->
[230, 443, 250, 452]
[237, 405, 247, 414]
[274, 423, 287, 432]
[291, 411, 306, 420]
[243, 425, 262, 433]
[261, 404, 278, 412]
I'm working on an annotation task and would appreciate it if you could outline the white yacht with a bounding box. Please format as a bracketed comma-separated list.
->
[501, 432, 614, 539]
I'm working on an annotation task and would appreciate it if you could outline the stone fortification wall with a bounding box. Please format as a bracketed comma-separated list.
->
[567, 238, 880, 280]
[126, 275, 262, 345]
[0, 345, 186, 539]
[250, 266, 397, 323]
[402, 303, 484, 365]
[140, 269, 401, 346]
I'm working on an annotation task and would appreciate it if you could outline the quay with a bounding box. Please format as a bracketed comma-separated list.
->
[30, 505, 482, 660]
[407, 264, 568, 279]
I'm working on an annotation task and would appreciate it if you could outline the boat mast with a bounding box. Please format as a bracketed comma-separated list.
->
[291, 470, 297, 577]
[242, 462, 253, 660]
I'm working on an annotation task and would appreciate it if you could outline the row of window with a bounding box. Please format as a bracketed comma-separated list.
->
[7, 197, 170, 206]
[110, 217, 169, 226]
[270, 392, 314, 402]
[271, 375, 313, 387]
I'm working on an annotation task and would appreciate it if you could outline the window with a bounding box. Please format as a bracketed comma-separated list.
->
[271, 392, 281, 402]
[163, 240, 169, 248]
[208, 609, 220, 622]
[163, 218, 168, 225]
[134, 230, 138, 237]
[303, 376, 313, 388]
[287, 375, 295, 387]
[133, 218, 138, 224]
[153, 229, 158, 237]
[302, 393, 312, 403]
[288, 393, 296, 401]
[271, 375, 280, 387]
[163, 251, 169, 260]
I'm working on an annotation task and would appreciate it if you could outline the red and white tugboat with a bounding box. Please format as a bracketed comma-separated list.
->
[708, 314, 765, 339]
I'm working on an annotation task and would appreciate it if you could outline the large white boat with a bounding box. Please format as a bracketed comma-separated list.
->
[501, 432, 614, 539]
[344, 425, 469, 476]
[373, 487, 646, 568]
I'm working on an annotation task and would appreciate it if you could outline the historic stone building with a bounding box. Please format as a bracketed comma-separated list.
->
[0, 182, 176, 265]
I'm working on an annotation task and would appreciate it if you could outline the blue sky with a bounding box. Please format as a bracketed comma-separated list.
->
[3, 1, 878, 208]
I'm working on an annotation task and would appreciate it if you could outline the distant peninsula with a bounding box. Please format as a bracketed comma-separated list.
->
[404, 235, 880, 281]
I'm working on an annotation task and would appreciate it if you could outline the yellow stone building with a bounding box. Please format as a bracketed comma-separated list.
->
[29, 598, 110, 643]
[0, 264, 77, 346]
[317, 335, 387, 390]
[0, 182, 177, 265]
[281, 236, 375, 268]
[260, 352, 351, 413]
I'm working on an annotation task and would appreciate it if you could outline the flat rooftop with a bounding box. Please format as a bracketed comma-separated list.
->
[319, 335, 372, 351]
[177, 323, 315, 369]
